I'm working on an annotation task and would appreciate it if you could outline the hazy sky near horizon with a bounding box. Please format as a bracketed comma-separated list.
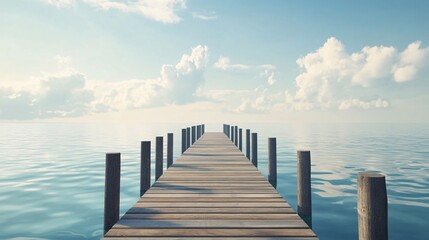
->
[1, 0, 428, 123]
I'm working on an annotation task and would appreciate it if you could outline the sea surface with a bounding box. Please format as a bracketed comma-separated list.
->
[0, 122, 428, 239]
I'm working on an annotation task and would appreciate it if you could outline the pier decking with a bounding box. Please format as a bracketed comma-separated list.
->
[103, 132, 318, 239]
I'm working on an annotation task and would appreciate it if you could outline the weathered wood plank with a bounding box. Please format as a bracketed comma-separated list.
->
[103, 237, 318, 240]
[144, 189, 279, 194]
[113, 219, 308, 229]
[138, 197, 284, 202]
[122, 213, 302, 220]
[127, 207, 295, 214]
[141, 193, 282, 198]
[105, 228, 316, 237]
[134, 202, 290, 208]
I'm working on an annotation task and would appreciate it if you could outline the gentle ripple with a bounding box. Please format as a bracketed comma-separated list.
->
[0, 123, 428, 239]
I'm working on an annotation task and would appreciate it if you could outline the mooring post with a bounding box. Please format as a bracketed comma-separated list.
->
[234, 126, 238, 146]
[227, 124, 230, 138]
[268, 138, 277, 188]
[155, 136, 163, 181]
[104, 153, 120, 235]
[297, 150, 312, 227]
[231, 125, 234, 141]
[186, 127, 191, 149]
[191, 126, 196, 144]
[197, 125, 202, 139]
[140, 141, 150, 196]
[167, 133, 173, 168]
[202, 124, 205, 135]
[251, 133, 258, 167]
[181, 128, 186, 153]
[358, 172, 388, 240]
[239, 128, 243, 151]
[246, 129, 250, 159]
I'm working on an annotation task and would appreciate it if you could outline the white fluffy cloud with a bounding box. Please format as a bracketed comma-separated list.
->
[43, 0, 186, 23]
[0, 45, 208, 119]
[0, 72, 93, 119]
[92, 45, 209, 111]
[284, 37, 429, 111]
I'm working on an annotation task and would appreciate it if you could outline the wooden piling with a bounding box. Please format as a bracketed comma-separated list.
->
[246, 129, 250, 159]
[181, 128, 186, 153]
[155, 136, 163, 181]
[358, 172, 388, 240]
[268, 138, 277, 188]
[297, 150, 312, 224]
[140, 141, 150, 196]
[167, 133, 173, 168]
[186, 127, 191, 148]
[234, 126, 238, 147]
[251, 133, 258, 167]
[104, 153, 120, 235]
[227, 124, 230, 138]
[197, 125, 202, 139]
[202, 124, 205, 134]
[231, 126, 235, 143]
[239, 128, 243, 151]
[192, 126, 196, 144]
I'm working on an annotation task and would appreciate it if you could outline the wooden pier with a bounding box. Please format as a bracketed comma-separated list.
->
[103, 131, 318, 239]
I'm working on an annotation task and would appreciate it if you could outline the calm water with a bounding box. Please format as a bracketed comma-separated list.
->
[0, 123, 428, 239]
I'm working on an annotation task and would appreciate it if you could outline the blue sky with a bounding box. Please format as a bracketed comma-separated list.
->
[1, 0, 428, 123]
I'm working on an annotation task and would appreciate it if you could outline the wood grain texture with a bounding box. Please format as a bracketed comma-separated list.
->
[104, 132, 317, 239]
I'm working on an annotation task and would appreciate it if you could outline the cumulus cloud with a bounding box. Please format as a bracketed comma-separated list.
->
[91, 44, 209, 111]
[284, 37, 429, 111]
[0, 45, 208, 119]
[0, 71, 93, 120]
[43, 0, 186, 23]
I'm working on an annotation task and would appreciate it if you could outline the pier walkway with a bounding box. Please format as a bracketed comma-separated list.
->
[103, 132, 318, 239]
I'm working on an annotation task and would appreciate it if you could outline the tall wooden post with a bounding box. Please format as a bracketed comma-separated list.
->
[239, 128, 243, 151]
[246, 129, 250, 159]
[297, 150, 312, 227]
[251, 133, 258, 167]
[202, 124, 205, 134]
[197, 125, 202, 139]
[104, 153, 120, 235]
[192, 126, 196, 144]
[140, 141, 150, 196]
[186, 127, 191, 148]
[167, 133, 173, 168]
[358, 172, 388, 240]
[181, 128, 186, 153]
[234, 126, 238, 146]
[227, 124, 230, 138]
[155, 136, 163, 181]
[268, 138, 277, 188]
[231, 126, 234, 141]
